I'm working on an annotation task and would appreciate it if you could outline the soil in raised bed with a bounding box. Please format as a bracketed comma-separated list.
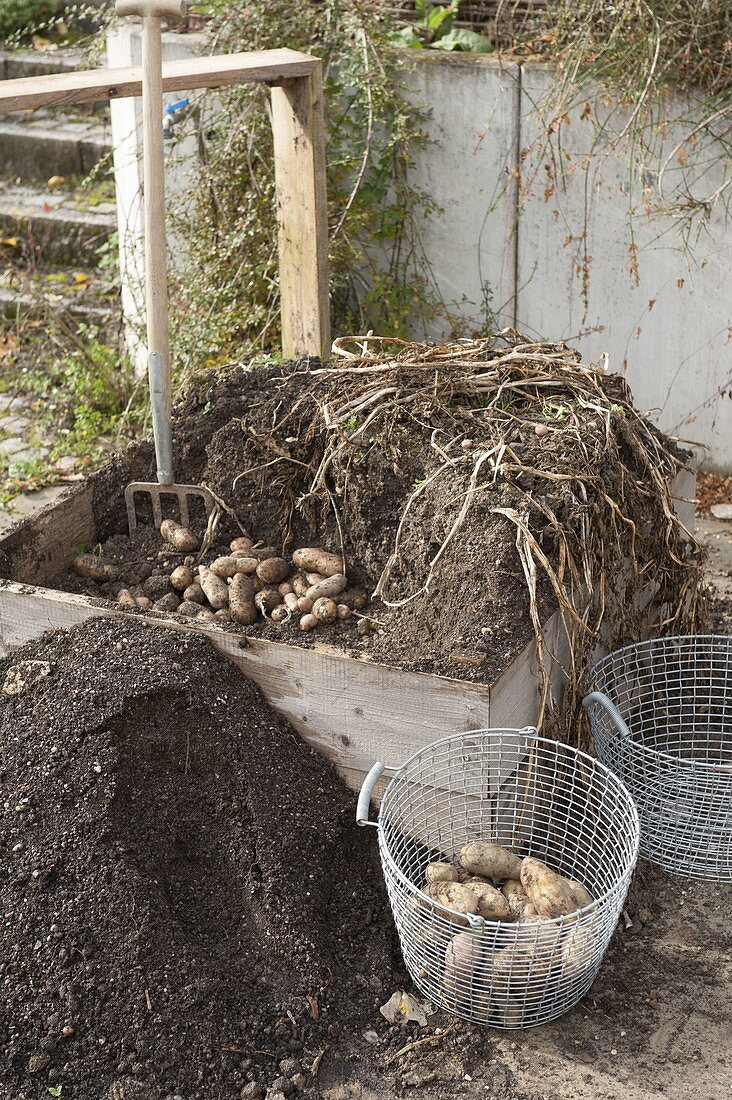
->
[0, 617, 399, 1100]
[19, 341, 701, 697]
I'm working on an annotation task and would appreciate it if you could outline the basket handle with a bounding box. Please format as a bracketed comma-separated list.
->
[582, 690, 631, 741]
[356, 762, 385, 828]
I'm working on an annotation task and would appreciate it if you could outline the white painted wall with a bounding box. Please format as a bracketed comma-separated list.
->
[399, 53, 520, 334]
[405, 54, 731, 469]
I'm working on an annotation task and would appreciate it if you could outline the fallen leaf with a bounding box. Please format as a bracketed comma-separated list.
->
[3, 660, 52, 697]
[47, 175, 65, 189]
[0, 331, 18, 360]
[380, 991, 430, 1027]
[31, 35, 58, 51]
[1, 237, 18, 248]
[306, 994, 319, 1020]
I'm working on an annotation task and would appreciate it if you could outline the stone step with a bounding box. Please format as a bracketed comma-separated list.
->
[0, 49, 109, 116]
[0, 182, 116, 266]
[0, 48, 85, 81]
[0, 280, 115, 324]
[0, 114, 111, 182]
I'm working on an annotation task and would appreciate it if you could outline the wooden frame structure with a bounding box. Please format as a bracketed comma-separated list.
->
[0, 48, 330, 359]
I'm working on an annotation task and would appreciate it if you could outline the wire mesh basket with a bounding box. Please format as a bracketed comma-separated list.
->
[584, 635, 732, 881]
[356, 728, 639, 1029]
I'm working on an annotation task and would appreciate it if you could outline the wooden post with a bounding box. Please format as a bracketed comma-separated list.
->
[271, 64, 331, 361]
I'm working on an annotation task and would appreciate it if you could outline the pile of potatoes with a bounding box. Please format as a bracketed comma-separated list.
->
[413, 840, 597, 1026]
[74, 520, 370, 632]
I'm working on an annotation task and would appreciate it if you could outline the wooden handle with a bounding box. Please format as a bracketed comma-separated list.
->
[116, 0, 186, 18]
[140, 13, 172, 477]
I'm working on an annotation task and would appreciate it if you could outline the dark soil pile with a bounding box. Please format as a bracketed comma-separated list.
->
[35, 332, 704, 702]
[0, 618, 398, 1100]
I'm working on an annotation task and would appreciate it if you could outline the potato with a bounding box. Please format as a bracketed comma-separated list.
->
[338, 588, 369, 611]
[256, 557, 290, 585]
[278, 581, 293, 596]
[425, 862, 458, 885]
[183, 581, 206, 605]
[520, 857, 578, 919]
[197, 608, 216, 622]
[463, 880, 512, 921]
[230, 536, 253, 554]
[176, 600, 203, 617]
[502, 879, 538, 921]
[143, 574, 171, 601]
[254, 586, 281, 615]
[312, 596, 337, 624]
[270, 604, 289, 623]
[463, 874, 490, 885]
[153, 592, 180, 613]
[170, 565, 194, 592]
[567, 878, 594, 909]
[160, 519, 199, 553]
[560, 924, 596, 982]
[198, 565, 230, 610]
[305, 574, 348, 601]
[290, 573, 310, 598]
[249, 545, 278, 561]
[215, 608, 232, 623]
[135, 596, 152, 609]
[230, 555, 259, 574]
[116, 588, 137, 607]
[444, 932, 492, 1019]
[73, 553, 117, 582]
[297, 596, 313, 614]
[305, 572, 322, 585]
[337, 604, 351, 621]
[211, 556, 246, 580]
[229, 573, 257, 625]
[458, 841, 523, 882]
[292, 547, 344, 578]
[492, 940, 552, 991]
[299, 613, 317, 632]
[424, 882, 479, 928]
[284, 592, 300, 613]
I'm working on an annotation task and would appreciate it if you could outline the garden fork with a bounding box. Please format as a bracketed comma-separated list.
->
[116, 0, 215, 534]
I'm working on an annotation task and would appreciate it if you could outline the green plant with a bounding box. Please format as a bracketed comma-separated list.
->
[0, 319, 145, 490]
[167, 0, 451, 373]
[391, 0, 493, 53]
[48, 1086, 63, 1098]
[0, 0, 60, 38]
[0, 0, 99, 44]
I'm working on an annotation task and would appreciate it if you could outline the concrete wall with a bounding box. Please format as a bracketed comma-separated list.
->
[405, 53, 731, 469]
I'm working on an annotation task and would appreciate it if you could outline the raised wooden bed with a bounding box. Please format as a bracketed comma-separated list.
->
[0, 468, 694, 795]
[0, 479, 570, 796]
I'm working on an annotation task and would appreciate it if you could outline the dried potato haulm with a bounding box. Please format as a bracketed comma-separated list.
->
[53, 331, 704, 712]
[198, 331, 704, 725]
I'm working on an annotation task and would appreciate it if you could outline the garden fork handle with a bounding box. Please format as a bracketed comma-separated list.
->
[116, 0, 186, 485]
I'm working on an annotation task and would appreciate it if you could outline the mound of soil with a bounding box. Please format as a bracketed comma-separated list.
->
[0, 618, 397, 1099]
[44, 358, 551, 686]
[13, 338, 700, 700]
